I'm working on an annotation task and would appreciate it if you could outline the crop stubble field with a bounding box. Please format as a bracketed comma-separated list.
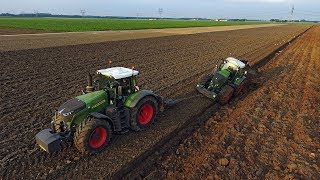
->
[0, 24, 312, 178]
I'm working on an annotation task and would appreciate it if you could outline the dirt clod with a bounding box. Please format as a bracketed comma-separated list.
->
[218, 158, 229, 166]
[287, 163, 297, 172]
[309, 153, 316, 159]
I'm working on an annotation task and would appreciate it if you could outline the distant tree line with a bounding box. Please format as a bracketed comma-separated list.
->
[0, 13, 99, 18]
[0, 13, 214, 20]
[0, 13, 251, 21]
[270, 18, 318, 23]
[1, 13, 318, 23]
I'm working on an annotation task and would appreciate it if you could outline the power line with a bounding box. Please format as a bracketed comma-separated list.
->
[158, 8, 163, 18]
[290, 4, 294, 21]
[80, 9, 86, 17]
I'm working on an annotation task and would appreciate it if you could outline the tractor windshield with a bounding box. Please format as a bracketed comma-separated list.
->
[116, 77, 137, 96]
[96, 75, 114, 90]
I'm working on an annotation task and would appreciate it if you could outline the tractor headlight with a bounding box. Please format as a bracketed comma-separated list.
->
[62, 111, 73, 116]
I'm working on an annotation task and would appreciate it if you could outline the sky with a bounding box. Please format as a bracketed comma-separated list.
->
[1, 0, 320, 20]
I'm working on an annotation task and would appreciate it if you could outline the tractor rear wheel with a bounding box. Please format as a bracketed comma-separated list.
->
[130, 96, 158, 131]
[234, 79, 248, 97]
[218, 85, 234, 105]
[74, 117, 112, 154]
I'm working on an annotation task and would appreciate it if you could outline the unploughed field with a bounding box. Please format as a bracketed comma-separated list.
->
[0, 17, 270, 32]
[136, 26, 320, 179]
[0, 25, 312, 179]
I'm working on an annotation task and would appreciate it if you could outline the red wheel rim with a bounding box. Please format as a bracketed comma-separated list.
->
[138, 103, 154, 125]
[89, 127, 107, 149]
[236, 84, 245, 96]
[226, 92, 232, 102]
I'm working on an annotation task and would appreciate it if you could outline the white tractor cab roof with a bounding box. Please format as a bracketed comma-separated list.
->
[225, 57, 246, 69]
[97, 67, 139, 80]
[222, 57, 246, 71]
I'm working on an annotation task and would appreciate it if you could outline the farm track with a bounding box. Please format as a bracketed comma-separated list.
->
[0, 25, 310, 179]
[132, 26, 320, 179]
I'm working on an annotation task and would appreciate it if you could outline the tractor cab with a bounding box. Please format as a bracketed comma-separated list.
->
[220, 57, 246, 81]
[96, 67, 139, 104]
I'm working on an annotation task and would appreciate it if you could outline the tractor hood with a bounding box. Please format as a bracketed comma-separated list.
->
[58, 98, 86, 116]
[76, 90, 107, 105]
[57, 90, 107, 116]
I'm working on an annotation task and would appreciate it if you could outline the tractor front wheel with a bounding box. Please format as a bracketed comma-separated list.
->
[74, 117, 112, 154]
[130, 96, 158, 131]
[218, 85, 234, 105]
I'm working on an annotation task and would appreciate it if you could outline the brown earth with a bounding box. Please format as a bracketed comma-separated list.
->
[0, 25, 311, 179]
[0, 24, 283, 52]
[140, 26, 320, 179]
[0, 27, 56, 35]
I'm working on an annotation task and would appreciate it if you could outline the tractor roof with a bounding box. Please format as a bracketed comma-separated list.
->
[226, 57, 246, 69]
[97, 67, 139, 79]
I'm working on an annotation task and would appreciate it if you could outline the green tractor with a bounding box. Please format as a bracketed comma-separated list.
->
[196, 57, 249, 104]
[36, 67, 163, 154]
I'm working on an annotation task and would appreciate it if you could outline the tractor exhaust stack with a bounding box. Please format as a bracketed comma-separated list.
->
[86, 73, 94, 93]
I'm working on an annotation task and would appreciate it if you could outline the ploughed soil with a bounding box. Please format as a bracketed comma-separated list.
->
[136, 26, 320, 179]
[0, 27, 56, 35]
[0, 24, 282, 52]
[0, 25, 311, 179]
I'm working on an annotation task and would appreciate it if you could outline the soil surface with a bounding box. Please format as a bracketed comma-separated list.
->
[0, 25, 310, 179]
[133, 26, 320, 179]
[0, 27, 56, 35]
[0, 24, 283, 52]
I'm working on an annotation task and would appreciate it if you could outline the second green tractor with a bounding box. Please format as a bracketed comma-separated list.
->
[196, 57, 249, 104]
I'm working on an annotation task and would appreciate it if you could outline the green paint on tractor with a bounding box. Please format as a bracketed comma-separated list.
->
[124, 91, 140, 107]
[218, 69, 231, 78]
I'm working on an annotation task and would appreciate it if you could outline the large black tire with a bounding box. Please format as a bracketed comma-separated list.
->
[218, 85, 234, 105]
[130, 96, 158, 131]
[74, 117, 112, 154]
[234, 79, 248, 97]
